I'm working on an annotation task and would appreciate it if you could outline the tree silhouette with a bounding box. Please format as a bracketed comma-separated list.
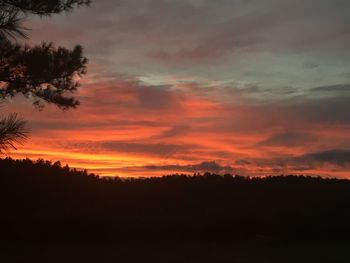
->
[0, 41, 87, 109]
[0, 113, 28, 153]
[0, 0, 90, 152]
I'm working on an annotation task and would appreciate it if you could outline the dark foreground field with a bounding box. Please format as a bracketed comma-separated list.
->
[1, 242, 350, 262]
[1, 158, 350, 262]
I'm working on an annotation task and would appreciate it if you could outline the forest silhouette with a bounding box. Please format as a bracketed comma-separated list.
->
[1, 157, 350, 244]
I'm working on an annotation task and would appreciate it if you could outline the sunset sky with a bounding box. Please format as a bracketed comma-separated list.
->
[4, 0, 350, 178]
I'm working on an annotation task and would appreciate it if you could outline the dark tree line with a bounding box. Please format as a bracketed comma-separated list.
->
[0, 0, 89, 152]
[1, 157, 350, 244]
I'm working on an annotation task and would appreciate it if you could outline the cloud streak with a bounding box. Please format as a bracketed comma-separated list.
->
[142, 161, 235, 174]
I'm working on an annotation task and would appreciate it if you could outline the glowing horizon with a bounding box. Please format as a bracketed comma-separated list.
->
[4, 0, 350, 178]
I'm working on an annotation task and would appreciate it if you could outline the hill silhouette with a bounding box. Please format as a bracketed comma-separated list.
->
[1, 157, 350, 244]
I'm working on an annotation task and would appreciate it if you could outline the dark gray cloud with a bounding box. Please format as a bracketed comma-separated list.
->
[255, 149, 350, 172]
[29, 119, 160, 131]
[136, 85, 177, 109]
[63, 140, 202, 157]
[143, 161, 235, 174]
[149, 32, 262, 63]
[157, 125, 191, 138]
[301, 149, 350, 167]
[28, 0, 350, 64]
[80, 78, 183, 113]
[310, 84, 350, 93]
[290, 96, 350, 124]
[101, 141, 193, 156]
[303, 62, 320, 69]
[258, 132, 314, 147]
[235, 159, 251, 165]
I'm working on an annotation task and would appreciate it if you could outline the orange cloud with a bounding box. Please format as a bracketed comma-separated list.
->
[3, 75, 350, 178]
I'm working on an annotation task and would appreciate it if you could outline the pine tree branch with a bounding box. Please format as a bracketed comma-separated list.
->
[0, 113, 29, 153]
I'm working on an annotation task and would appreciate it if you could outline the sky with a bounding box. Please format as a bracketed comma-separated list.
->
[4, 0, 350, 178]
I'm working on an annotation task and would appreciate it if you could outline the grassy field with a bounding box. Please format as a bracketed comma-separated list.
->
[1, 242, 350, 263]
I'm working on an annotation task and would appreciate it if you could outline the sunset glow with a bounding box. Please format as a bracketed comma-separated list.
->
[4, 0, 350, 178]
